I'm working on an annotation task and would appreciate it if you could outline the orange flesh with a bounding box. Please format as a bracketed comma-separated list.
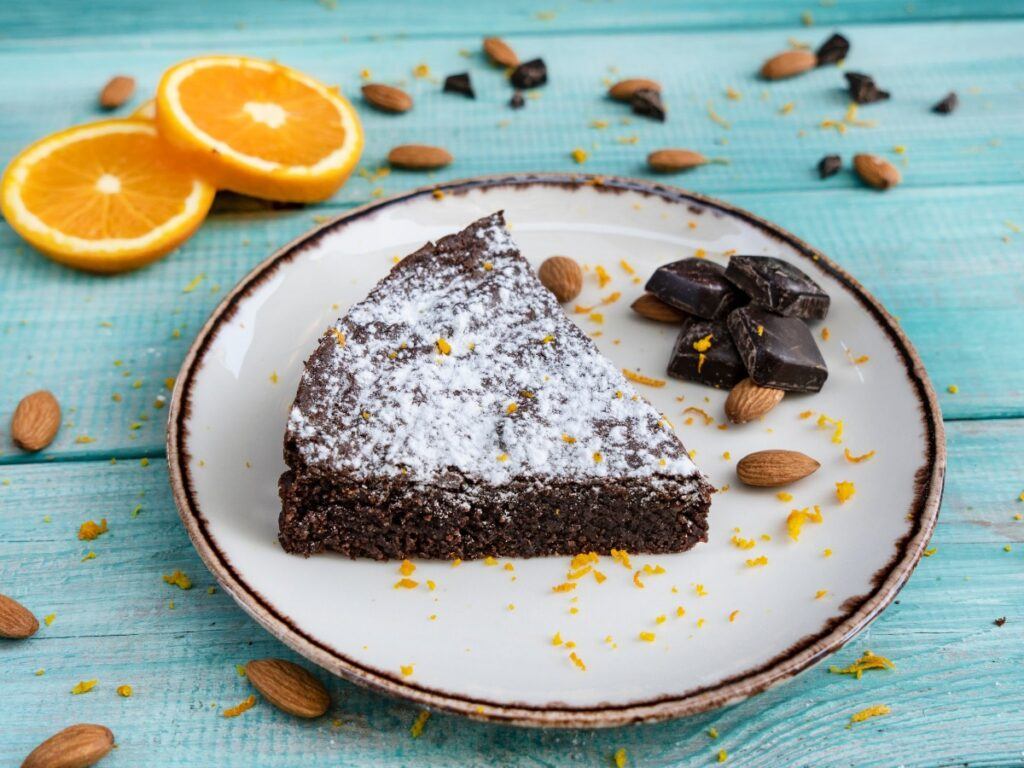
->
[19, 132, 197, 240]
[176, 64, 346, 166]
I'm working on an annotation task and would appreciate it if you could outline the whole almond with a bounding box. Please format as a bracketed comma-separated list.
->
[98, 75, 135, 109]
[11, 390, 61, 452]
[0, 593, 39, 639]
[537, 256, 583, 303]
[608, 78, 662, 101]
[647, 149, 707, 173]
[361, 83, 413, 113]
[725, 378, 786, 423]
[631, 293, 688, 322]
[736, 449, 820, 487]
[483, 37, 519, 68]
[388, 144, 453, 170]
[854, 154, 901, 190]
[245, 658, 330, 719]
[21, 724, 114, 768]
[760, 50, 817, 80]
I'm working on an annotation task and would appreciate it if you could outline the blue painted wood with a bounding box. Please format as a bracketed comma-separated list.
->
[1, 419, 1021, 766]
[2, 2, 1023, 764]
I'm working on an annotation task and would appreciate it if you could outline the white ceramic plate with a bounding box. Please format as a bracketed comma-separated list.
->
[168, 175, 944, 727]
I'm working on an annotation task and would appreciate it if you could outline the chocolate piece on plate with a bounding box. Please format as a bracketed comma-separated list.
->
[511, 59, 547, 89]
[443, 73, 474, 98]
[510, 91, 525, 109]
[646, 258, 746, 319]
[844, 72, 890, 104]
[667, 318, 746, 390]
[932, 91, 958, 114]
[727, 306, 828, 393]
[631, 88, 665, 121]
[725, 255, 830, 320]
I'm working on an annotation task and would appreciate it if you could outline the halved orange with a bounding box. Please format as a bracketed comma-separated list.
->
[1, 119, 216, 273]
[156, 55, 364, 202]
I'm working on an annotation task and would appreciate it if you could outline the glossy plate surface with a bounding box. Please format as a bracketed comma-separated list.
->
[168, 175, 943, 727]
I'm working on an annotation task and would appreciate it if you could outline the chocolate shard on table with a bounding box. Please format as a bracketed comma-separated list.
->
[815, 33, 850, 66]
[818, 154, 841, 179]
[645, 258, 746, 319]
[667, 318, 746, 390]
[280, 212, 712, 560]
[510, 58, 547, 89]
[509, 91, 525, 109]
[443, 72, 474, 98]
[932, 91, 958, 114]
[724, 255, 830, 320]
[844, 72, 890, 104]
[631, 88, 665, 121]
[727, 306, 828, 393]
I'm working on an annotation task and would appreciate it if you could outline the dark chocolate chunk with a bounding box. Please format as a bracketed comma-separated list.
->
[727, 306, 827, 393]
[645, 258, 746, 319]
[845, 72, 890, 104]
[725, 255, 830, 320]
[818, 154, 842, 179]
[932, 91, 958, 114]
[667, 318, 746, 390]
[994, 616, 1007, 627]
[631, 88, 665, 122]
[443, 73, 474, 98]
[511, 58, 547, 89]
[510, 91, 525, 109]
[815, 33, 850, 66]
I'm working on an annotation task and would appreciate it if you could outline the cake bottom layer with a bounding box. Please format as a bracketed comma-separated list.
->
[278, 471, 712, 560]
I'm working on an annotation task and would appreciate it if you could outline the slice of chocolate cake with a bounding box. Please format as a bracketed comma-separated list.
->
[279, 213, 712, 560]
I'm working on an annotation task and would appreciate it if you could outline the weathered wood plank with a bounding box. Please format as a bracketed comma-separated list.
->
[0, 418, 1020, 766]
[2, 0, 1021, 43]
[1, 180, 1021, 463]
[1, 21, 1021, 196]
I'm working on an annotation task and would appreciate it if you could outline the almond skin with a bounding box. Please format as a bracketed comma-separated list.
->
[608, 78, 662, 101]
[245, 658, 330, 719]
[854, 154, 901, 190]
[0, 593, 39, 639]
[647, 149, 708, 173]
[736, 450, 820, 487]
[760, 50, 817, 80]
[361, 84, 413, 113]
[725, 378, 786, 423]
[537, 256, 583, 303]
[631, 293, 688, 323]
[21, 724, 114, 768]
[11, 390, 61, 452]
[387, 144, 453, 170]
[98, 75, 135, 109]
[483, 37, 519, 68]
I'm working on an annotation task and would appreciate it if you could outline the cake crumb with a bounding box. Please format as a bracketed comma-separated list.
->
[410, 710, 430, 737]
[835, 481, 856, 503]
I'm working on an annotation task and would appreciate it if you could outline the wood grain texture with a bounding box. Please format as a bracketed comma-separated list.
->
[2, 2, 1023, 763]
[0, 419, 1020, 767]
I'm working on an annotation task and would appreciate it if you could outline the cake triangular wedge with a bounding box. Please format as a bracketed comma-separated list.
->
[279, 212, 712, 559]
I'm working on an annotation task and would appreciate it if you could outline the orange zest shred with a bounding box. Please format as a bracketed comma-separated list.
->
[728, 610, 739, 623]
[622, 368, 666, 387]
[835, 481, 856, 503]
[410, 710, 431, 738]
[222, 695, 256, 718]
[601, 291, 621, 305]
[574, 304, 595, 314]
[117, 684, 133, 697]
[553, 582, 577, 593]
[162, 570, 192, 590]
[400, 664, 414, 677]
[815, 589, 828, 599]
[399, 559, 416, 576]
[683, 406, 713, 425]
[692, 334, 713, 352]
[552, 632, 563, 646]
[849, 704, 891, 725]
[638, 631, 656, 642]
[695, 583, 708, 596]
[829, 650, 895, 679]
[436, 338, 451, 355]
[731, 535, 756, 550]
[777, 492, 793, 502]
[393, 578, 419, 589]
[613, 748, 628, 768]
[610, 549, 632, 569]
[619, 259, 636, 275]
[77, 519, 108, 540]
[569, 651, 587, 671]
[71, 680, 98, 695]
[595, 265, 612, 287]
[330, 327, 346, 347]
[484, 556, 498, 566]
[746, 555, 768, 567]
[844, 448, 876, 463]
[817, 413, 844, 443]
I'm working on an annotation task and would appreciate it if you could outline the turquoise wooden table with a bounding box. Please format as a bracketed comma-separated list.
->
[2, 1, 1023, 765]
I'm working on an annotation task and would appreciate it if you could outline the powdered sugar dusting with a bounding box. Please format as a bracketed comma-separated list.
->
[287, 213, 700, 485]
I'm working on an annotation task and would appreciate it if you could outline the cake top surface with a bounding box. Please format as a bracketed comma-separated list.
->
[286, 212, 700, 485]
